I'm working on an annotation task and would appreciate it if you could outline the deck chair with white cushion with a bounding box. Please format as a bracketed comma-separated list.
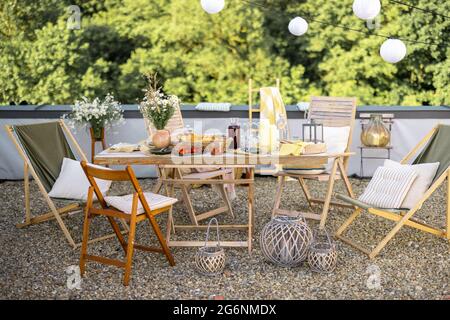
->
[144, 105, 234, 225]
[335, 124, 450, 259]
[273, 96, 357, 228]
[5, 120, 121, 248]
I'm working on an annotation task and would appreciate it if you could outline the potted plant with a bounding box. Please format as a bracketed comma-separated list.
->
[65, 93, 124, 140]
[139, 73, 180, 148]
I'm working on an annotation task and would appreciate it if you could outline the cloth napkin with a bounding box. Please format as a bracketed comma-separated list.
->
[279, 141, 309, 156]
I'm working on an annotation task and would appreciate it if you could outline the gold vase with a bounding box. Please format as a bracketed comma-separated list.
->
[361, 114, 390, 147]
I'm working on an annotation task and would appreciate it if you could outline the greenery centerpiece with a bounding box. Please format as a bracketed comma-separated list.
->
[139, 73, 180, 148]
[65, 94, 124, 139]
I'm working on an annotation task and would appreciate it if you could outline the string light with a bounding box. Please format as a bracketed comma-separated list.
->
[200, 0, 225, 14]
[353, 0, 381, 20]
[380, 39, 407, 63]
[240, 0, 443, 47]
[288, 17, 308, 36]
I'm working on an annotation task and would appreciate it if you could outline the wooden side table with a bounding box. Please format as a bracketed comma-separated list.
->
[89, 127, 107, 163]
[359, 145, 392, 178]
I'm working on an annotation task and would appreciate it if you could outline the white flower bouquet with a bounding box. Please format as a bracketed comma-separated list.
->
[65, 93, 124, 138]
[139, 73, 180, 131]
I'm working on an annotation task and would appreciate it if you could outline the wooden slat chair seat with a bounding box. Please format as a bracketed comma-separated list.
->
[335, 124, 450, 259]
[145, 105, 234, 225]
[79, 161, 176, 286]
[272, 96, 357, 228]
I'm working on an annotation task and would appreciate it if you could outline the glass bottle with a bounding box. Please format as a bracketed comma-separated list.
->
[228, 118, 240, 150]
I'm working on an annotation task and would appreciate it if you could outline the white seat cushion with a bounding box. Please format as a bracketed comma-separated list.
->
[383, 159, 439, 209]
[358, 166, 417, 209]
[48, 158, 112, 201]
[104, 192, 177, 214]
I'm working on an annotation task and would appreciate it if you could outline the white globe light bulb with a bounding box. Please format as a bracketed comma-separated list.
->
[380, 39, 407, 63]
[200, 0, 225, 14]
[288, 17, 308, 36]
[352, 0, 381, 20]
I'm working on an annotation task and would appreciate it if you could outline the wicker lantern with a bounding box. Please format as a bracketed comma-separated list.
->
[195, 218, 226, 275]
[260, 215, 313, 267]
[307, 229, 337, 273]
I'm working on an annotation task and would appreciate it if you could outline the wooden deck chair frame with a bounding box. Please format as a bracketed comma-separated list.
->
[144, 105, 234, 225]
[335, 125, 450, 259]
[79, 161, 175, 286]
[5, 120, 123, 248]
[273, 96, 357, 228]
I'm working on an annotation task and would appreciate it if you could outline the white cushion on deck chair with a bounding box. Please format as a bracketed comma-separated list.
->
[48, 158, 112, 201]
[358, 166, 418, 209]
[384, 159, 440, 209]
[105, 193, 177, 214]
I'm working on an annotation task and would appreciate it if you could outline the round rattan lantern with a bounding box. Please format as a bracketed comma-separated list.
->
[307, 229, 337, 273]
[195, 218, 226, 275]
[260, 215, 313, 267]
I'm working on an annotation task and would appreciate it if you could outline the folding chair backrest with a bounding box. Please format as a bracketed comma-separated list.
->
[81, 161, 152, 212]
[144, 104, 184, 137]
[13, 121, 76, 192]
[309, 96, 357, 167]
[308, 96, 357, 128]
[413, 124, 450, 182]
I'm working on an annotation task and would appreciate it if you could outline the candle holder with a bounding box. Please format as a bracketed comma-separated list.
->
[302, 119, 323, 144]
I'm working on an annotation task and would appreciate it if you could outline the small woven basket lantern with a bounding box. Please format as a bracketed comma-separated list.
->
[260, 215, 313, 267]
[195, 218, 226, 275]
[307, 229, 337, 273]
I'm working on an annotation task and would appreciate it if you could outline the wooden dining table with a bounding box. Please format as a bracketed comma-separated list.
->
[94, 150, 337, 253]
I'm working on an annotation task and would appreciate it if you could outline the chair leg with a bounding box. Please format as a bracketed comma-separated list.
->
[319, 159, 338, 229]
[23, 163, 31, 225]
[369, 208, 419, 259]
[107, 216, 128, 253]
[447, 174, 450, 240]
[123, 212, 137, 286]
[80, 187, 94, 276]
[298, 177, 314, 210]
[79, 211, 92, 276]
[148, 215, 175, 266]
[217, 175, 234, 218]
[335, 208, 362, 236]
[272, 176, 285, 217]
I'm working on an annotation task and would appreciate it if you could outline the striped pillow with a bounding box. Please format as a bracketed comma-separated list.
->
[358, 166, 418, 209]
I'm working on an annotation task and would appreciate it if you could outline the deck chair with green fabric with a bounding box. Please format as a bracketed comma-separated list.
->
[5, 120, 120, 248]
[335, 124, 450, 259]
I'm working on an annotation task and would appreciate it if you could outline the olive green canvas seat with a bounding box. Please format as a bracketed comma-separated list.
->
[335, 124, 450, 259]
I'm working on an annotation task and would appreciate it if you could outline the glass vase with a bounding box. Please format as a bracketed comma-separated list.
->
[361, 114, 390, 147]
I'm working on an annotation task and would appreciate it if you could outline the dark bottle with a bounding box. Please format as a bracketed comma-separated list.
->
[228, 118, 240, 150]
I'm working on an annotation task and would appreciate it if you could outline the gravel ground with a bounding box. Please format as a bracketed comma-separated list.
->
[0, 177, 448, 300]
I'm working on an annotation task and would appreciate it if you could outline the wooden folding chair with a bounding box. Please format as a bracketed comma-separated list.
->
[80, 161, 176, 286]
[272, 96, 357, 228]
[4, 120, 120, 248]
[335, 124, 450, 259]
[144, 105, 234, 225]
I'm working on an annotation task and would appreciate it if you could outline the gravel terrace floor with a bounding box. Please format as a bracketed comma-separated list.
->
[0, 177, 448, 300]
